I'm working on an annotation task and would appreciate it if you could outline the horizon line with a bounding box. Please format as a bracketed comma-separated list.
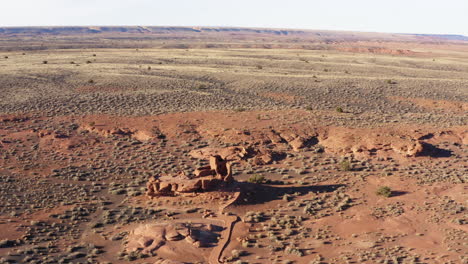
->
[0, 25, 466, 37]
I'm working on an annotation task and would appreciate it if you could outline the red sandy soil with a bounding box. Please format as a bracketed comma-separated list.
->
[0, 110, 466, 264]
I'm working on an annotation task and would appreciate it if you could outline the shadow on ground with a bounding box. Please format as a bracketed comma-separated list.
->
[390, 190, 408, 197]
[233, 182, 345, 205]
[419, 143, 453, 158]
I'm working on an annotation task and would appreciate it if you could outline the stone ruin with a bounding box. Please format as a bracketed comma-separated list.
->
[146, 155, 233, 197]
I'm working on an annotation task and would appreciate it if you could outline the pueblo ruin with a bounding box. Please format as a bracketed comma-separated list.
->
[146, 155, 234, 196]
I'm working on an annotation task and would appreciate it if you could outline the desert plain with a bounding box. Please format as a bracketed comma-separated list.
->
[0, 27, 466, 264]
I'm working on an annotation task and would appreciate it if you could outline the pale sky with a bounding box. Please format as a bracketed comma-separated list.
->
[1, 0, 467, 36]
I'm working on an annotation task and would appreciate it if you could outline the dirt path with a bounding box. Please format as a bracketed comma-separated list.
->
[208, 191, 241, 264]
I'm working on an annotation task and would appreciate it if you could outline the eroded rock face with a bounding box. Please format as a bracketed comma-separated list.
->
[146, 155, 233, 197]
[189, 145, 286, 166]
[391, 140, 424, 157]
[126, 223, 220, 255]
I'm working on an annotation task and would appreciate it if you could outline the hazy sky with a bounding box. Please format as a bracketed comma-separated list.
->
[1, 0, 467, 36]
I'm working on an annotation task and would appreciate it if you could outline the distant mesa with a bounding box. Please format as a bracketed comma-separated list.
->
[0, 26, 466, 43]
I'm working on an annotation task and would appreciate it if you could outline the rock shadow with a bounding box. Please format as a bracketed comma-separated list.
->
[303, 137, 319, 148]
[233, 182, 345, 205]
[418, 142, 453, 158]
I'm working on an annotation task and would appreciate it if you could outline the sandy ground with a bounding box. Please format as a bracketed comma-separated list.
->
[0, 31, 466, 264]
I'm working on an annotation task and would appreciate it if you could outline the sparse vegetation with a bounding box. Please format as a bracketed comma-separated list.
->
[248, 174, 266, 184]
[339, 160, 352, 171]
[235, 107, 246, 112]
[0, 29, 465, 264]
[376, 186, 392, 197]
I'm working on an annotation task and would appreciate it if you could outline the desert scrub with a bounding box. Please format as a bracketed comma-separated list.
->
[285, 245, 303, 256]
[234, 108, 246, 112]
[248, 174, 265, 184]
[339, 160, 352, 171]
[376, 186, 392, 197]
[335, 107, 344, 113]
[244, 211, 265, 223]
[230, 249, 248, 260]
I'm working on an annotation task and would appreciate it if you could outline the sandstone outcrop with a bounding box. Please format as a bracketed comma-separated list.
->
[126, 223, 220, 255]
[391, 140, 425, 157]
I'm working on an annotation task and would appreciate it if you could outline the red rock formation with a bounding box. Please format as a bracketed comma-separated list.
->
[146, 155, 233, 197]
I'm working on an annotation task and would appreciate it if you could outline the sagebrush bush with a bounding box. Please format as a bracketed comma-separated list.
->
[248, 174, 265, 184]
[339, 160, 352, 171]
[376, 186, 392, 197]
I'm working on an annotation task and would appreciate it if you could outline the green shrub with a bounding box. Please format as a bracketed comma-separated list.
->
[376, 186, 392, 197]
[336, 107, 344, 113]
[248, 175, 265, 184]
[339, 160, 352, 171]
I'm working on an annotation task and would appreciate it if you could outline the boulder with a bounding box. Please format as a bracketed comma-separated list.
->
[391, 140, 424, 157]
[289, 137, 306, 151]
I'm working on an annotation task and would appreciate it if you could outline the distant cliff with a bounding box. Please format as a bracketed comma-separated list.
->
[0, 26, 466, 44]
[0, 26, 308, 35]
